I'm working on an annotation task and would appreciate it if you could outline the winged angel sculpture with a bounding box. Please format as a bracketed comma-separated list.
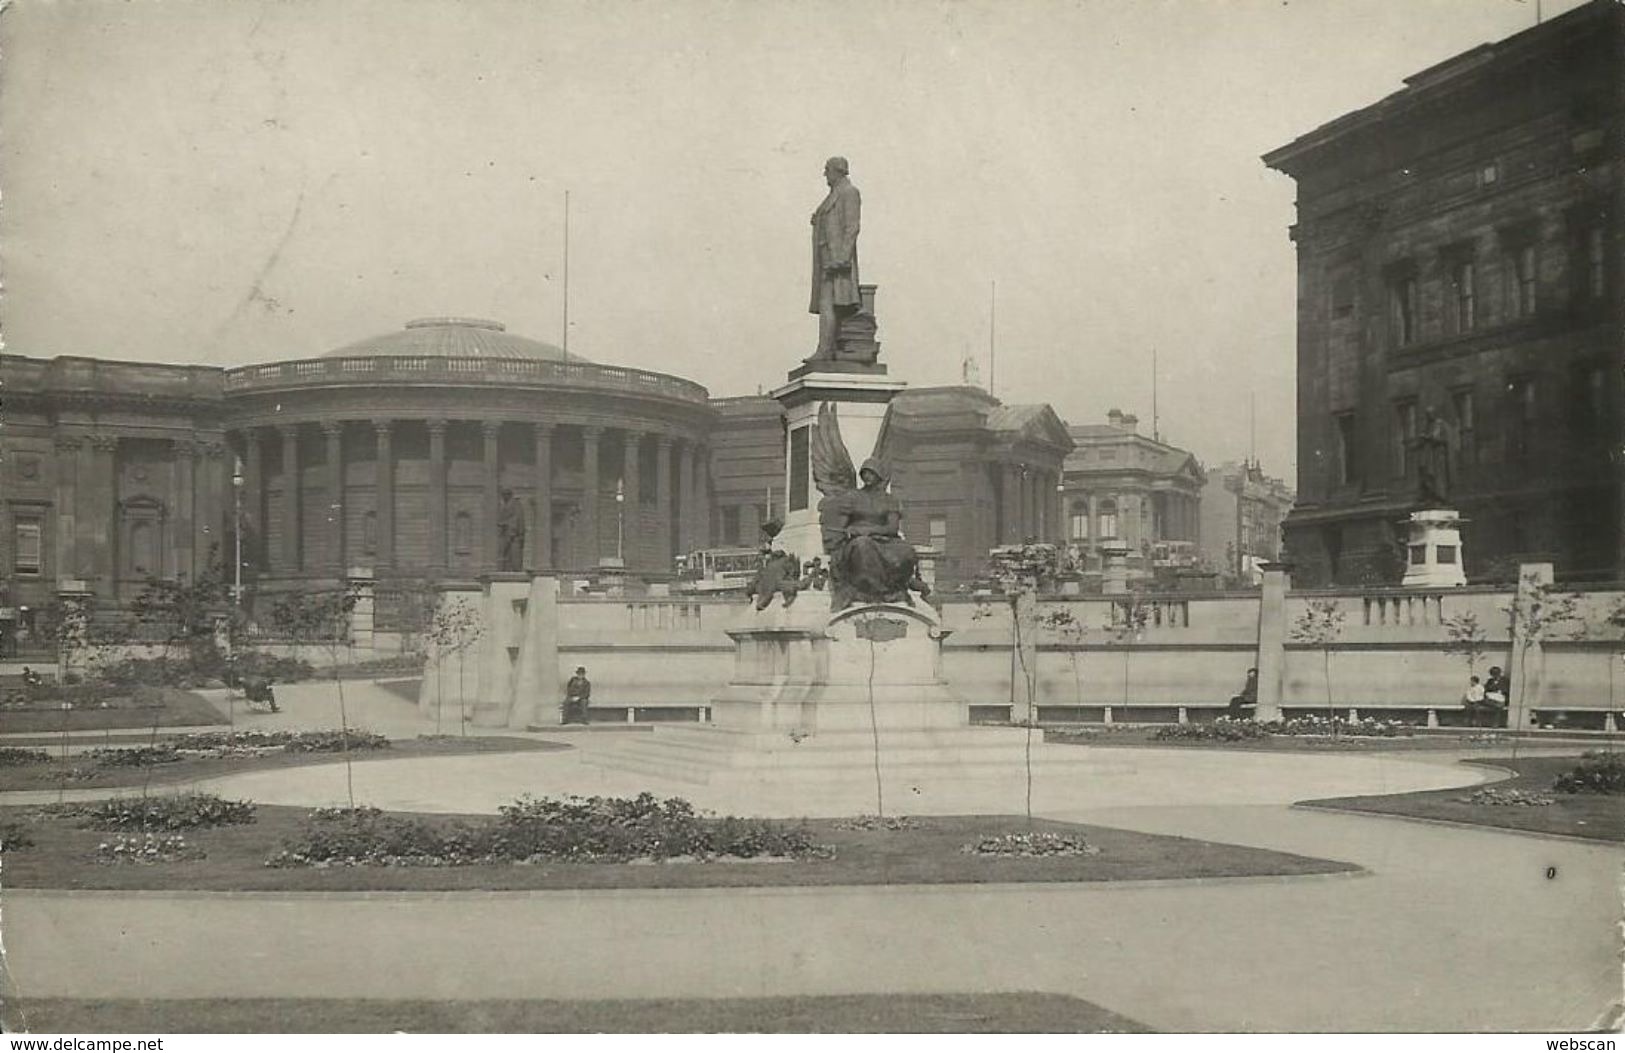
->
[810, 402, 928, 609]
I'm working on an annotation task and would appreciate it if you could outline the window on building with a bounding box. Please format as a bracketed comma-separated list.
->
[1507, 376, 1537, 463]
[12, 517, 42, 574]
[1389, 272, 1419, 346]
[1069, 501, 1089, 540]
[1580, 225, 1607, 302]
[1450, 260, 1476, 333]
[1097, 499, 1118, 540]
[721, 506, 740, 546]
[1507, 244, 1537, 318]
[362, 511, 378, 555]
[1479, 162, 1499, 188]
[1450, 388, 1476, 474]
[928, 515, 948, 552]
[1328, 273, 1355, 320]
[1393, 399, 1418, 478]
[1335, 412, 1358, 486]
[453, 511, 473, 554]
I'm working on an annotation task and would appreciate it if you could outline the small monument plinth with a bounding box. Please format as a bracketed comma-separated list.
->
[1401, 509, 1467, 588]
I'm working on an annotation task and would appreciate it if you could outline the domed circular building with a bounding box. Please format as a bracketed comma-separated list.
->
[224, 317, 714, 582]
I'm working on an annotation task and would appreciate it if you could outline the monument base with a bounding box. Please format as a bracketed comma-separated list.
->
[584, 598, 1098, 795]
[1400, 509, 1468, 588]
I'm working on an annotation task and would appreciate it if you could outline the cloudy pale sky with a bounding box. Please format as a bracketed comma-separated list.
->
[0, 0, 1586, 478]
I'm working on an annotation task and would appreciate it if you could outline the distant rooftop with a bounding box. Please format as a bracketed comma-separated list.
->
[322, 318, 583, 363]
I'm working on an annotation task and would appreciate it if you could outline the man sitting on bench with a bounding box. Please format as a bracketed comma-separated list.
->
[1227, 667, 1258, 718]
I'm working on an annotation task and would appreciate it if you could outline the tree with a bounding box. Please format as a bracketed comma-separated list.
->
[1037, 605, 1090, 710]
[1501, 574, 1578, 746]
[1108, 592, 1151, 716]
[425, 598, 483, 737]
[128, 546, 238, 666]
[1290, 598, 1346, 735]
[270, 584, 362, 806]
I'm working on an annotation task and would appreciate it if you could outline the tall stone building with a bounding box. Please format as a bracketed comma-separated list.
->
[1263, 0, 1623, 585]
[1059, 410, 1206, 579]
[1199, 459, 1295, 586]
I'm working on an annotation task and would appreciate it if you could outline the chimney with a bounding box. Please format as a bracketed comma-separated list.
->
[1107, 408, 1123, 428]
[1121, 413, 1138, 433]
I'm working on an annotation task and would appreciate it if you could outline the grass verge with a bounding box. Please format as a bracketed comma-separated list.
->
[0, 735, 567, 793]
[10, 992, 1151, 1034]
[0, 690, 226, 734]
[1301, 754, 1625, 842]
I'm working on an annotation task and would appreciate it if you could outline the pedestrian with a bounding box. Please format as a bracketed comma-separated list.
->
[1462, 675, 1487, 726]
[1227, 667, 1258, 718]
[563, 666, 592, 725]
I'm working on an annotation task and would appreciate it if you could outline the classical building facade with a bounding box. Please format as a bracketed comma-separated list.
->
[1198, 459, 1296, 586]
[1059, 410, 1206, 579]
[2, 321, 1074, 637]
[1264, 0, 1623, 585]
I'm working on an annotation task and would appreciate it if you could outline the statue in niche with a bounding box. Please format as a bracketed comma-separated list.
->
[496, 488, 527, 571]
[809, 402, 929, 609]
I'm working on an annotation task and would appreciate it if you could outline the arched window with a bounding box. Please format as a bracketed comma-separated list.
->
[453, 511, 473, 555]
[1069, 500, 1090, 541]
[1098, 498, 1118, 540]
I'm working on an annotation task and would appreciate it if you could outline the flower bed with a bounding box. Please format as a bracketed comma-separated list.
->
[1153, 718, 1270, 743]
[50, 793, 257, 831]
[80, 745, 182, 768]
[1459, 788, 1556, 807]
[0, 819, 35, 850]
[168, 729, 390, 754]
[96, 833, 203, 864]
[0, 747, 52, 767]
[832, 815, 921, 832]
[1552, 751, 1625, 795]
[267, 793, 829, 868]
[962, 832, 1099, 857]
[1270, 715, 1410, 738]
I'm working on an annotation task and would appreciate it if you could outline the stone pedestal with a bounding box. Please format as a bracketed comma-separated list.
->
[769, 369, 907, 575]
[1401, 509, 1467, 588]
[1100, 543, 1131, 595]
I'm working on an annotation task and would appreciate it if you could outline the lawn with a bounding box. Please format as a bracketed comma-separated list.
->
[1301, 753, 1625, 842]
[0, 689, 226, 734]
[1043, 725, 1603, 753]
[11, 992, 1151, 1034]
[0, 806, 1357, 892]
[0, 734, 567, 793]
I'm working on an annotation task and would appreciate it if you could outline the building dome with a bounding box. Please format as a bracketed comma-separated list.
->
[322, 317, 582, 362]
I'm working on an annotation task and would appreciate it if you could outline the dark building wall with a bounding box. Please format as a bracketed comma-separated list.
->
[1266, 0, 1624, 585]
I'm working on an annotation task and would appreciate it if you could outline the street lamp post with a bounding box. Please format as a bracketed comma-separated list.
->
[232, 457, 244, 607]
[615, 478, 625, 563]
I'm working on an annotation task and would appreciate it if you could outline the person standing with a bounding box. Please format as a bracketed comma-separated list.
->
[563, 666, 592, 725]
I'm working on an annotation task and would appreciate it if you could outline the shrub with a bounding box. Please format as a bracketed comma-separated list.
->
[1552, 752, 1625, 795]
[0, 820, 35, 850]
[269, 794, 828, 867]
[65, 793, 257, 831]
[961, 832, 1099, 857]
[81, 745, 181, 768]
[1154, 718, 1270, 742]
[0, 747, 52, 767]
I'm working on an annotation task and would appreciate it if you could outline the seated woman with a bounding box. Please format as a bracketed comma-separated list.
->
[821, 458, 923, 609]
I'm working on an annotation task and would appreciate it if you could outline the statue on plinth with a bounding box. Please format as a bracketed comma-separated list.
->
[496, 488, 526, 572]
[809, 402, 928, 609]
[809, 156, 868, 362]
[1407, 406, 1453, 507]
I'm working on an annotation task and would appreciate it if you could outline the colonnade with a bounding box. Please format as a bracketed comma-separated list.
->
[232, 419, 710, 577]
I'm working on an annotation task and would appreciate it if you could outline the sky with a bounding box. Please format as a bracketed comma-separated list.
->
[0, 0, 1589, 480]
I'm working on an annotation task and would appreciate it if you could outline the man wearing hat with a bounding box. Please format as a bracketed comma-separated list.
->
[563, 666, 592, 725]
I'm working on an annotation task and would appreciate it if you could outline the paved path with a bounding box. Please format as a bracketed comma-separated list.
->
[4, 734, 1621, 1032]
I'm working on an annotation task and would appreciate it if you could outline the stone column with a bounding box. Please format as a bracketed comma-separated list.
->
[279, 426, 300, 572]
[1052, 472, 1066, 545]
[655, 437, 674, 568]
[1254, 562, 1290, 722]
[173, 438, 197, 582]
[677, 439, 694, 556]
[243, 430, 263, 569]
[621, 431, 642, 568]
[1001, 463, 1021, 544]
[86, 436, 118, 589]
[372, 421, 394, 571]
[533, 424, 554, 571]
[427, 419, 448, 573]
[692, 444, 711, 549]
[581, 425, 602, 567]
[482, 421, 502, 572]
[53, 435, 81, 580]
[322, 421, 344, 573]
[198, 441, 225, 575]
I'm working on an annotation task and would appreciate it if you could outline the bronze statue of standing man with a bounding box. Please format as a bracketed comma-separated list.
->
[809, 156, 861, 360]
